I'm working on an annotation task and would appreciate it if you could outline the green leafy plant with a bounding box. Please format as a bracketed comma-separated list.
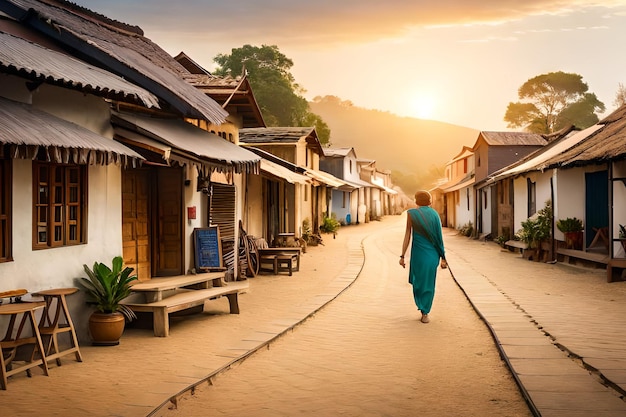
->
[556, 217, 583, 233]
[80, 256, 138, 321]
[519, 200, 553, 248]
[619, 224, 626, 239]
[495, 235, 507, 246]
[320, 214, 341, 234]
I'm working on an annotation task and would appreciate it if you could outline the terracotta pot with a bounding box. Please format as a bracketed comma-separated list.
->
[564, 231, 583, 250]
[89, 311, 126, 346]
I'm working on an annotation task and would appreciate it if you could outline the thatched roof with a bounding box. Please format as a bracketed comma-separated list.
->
[540, 105, 626, 169]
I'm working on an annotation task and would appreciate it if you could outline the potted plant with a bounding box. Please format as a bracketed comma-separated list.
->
[519, 201, 553, 261]
[79, 256, 137, 346]
[557, 217, 584, 250]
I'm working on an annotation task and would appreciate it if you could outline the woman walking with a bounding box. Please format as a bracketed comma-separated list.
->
[399, 190, 447, 323]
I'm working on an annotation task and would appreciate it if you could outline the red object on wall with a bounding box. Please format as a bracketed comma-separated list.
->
[187, 206, 196, 220]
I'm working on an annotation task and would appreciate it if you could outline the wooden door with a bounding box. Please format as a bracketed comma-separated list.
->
[155, 167, 183, 276]
[122, 169, 151, 281]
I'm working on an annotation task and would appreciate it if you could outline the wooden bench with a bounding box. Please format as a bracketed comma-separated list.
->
[505, 240, 528, 255]
[121, 280, 248, 337]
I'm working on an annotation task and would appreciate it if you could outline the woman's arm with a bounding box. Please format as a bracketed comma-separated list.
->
[400, 213, 412, 268]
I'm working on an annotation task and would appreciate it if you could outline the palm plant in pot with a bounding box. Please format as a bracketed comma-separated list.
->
[556, 217, 584, 250]
[79, 256, 137, 346]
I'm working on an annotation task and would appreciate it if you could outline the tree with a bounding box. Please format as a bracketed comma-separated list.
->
[614, 82, 626, 108]
[504, 71, 605, 134]
[213, 45, 330, 144]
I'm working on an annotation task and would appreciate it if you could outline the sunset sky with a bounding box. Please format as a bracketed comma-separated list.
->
[75, 1, 626, 131]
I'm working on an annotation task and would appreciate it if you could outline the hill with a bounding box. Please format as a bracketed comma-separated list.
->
[310, 97, 479, 182]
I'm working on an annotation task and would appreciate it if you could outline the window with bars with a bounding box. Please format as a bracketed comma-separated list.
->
[33, 163, 86, 249]
[0, 158, 11, 262]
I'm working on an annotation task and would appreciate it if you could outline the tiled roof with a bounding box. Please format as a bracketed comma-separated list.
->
[479, 131, 547, 146]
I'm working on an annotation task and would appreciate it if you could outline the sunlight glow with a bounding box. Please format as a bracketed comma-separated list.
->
[409, 95, 437, 119]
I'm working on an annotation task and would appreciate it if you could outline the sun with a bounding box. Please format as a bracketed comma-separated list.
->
[409, 95, 437, 120]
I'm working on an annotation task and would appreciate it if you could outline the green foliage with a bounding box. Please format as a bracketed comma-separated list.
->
[504, 71, 605, 134]
[213, 44, 330, 144]
[495, 235, 508, 245]
[320, 214, 341, 234]
[619, 224, 626, 239]
[458, 222, 473, 237]
[301, 218, 312, 241]
[517, 200, 553, 247]
[556, 217, 583, 233]
[80, 256, 137, 321]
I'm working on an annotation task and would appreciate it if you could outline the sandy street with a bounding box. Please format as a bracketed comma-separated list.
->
[163, 216, 533, 417]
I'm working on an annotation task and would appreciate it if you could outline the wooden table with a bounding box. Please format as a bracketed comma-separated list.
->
[32, 288, 83, 366]
[130, 272, 226, 302]
[0, 301, 49, 389]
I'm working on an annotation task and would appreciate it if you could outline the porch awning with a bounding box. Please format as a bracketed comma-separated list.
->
[372, 182, 398, 195]
[442, 177, 475, 193]
[112, 111, 260, 174]
[305, 168, 355, 189]
[260, 159, 310, 184]
[0, 97, 143, 166]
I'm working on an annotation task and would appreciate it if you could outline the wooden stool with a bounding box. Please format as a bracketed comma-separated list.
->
[259, 254, 278, 274]
[0, 291, 49, 390]
[277, 254, 295, 276]
[32, 288, 83, 366]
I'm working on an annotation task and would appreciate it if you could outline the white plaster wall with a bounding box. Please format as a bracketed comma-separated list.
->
[612, 160, 626, 257]
[0, 159, 124, 342]
[456, 187, 474, 229]
[33, 85, 114, 138]
[481, 187, 492, 235]
[244, 173, 264, 238]
[553, 168, 585, 241]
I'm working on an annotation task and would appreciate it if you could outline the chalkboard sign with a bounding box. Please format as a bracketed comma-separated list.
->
[193, 226, 223, 270]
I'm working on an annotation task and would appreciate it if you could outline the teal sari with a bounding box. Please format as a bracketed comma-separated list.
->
[407, 207, 445, 314]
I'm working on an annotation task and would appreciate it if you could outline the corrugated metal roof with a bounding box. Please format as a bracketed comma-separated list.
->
[0, 31, 159, 108]
[479, 131, 547, 146]
[305, 168, 353, 189]
[323, 147, 354, 157]
[239, 127, 317, 143]
[0, 96, 143, 166]
[442, 177, 475, 193]
[2, 0, 227, 124]
[261, 159, 310, 185]
[112, 111, 260, 174]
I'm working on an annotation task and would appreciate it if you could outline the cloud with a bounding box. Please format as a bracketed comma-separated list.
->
[136, 1, 625, 44]
[76, 0, 624, 47]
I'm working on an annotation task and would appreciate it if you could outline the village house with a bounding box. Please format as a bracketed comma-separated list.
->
[439, 146, 475, 231]
[0, 0, 261, 341]
[471, 131, 547, 239]
[320, 147, 371, 225]
[238, 127, 350, 242]
[532, 107, 626, 281]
